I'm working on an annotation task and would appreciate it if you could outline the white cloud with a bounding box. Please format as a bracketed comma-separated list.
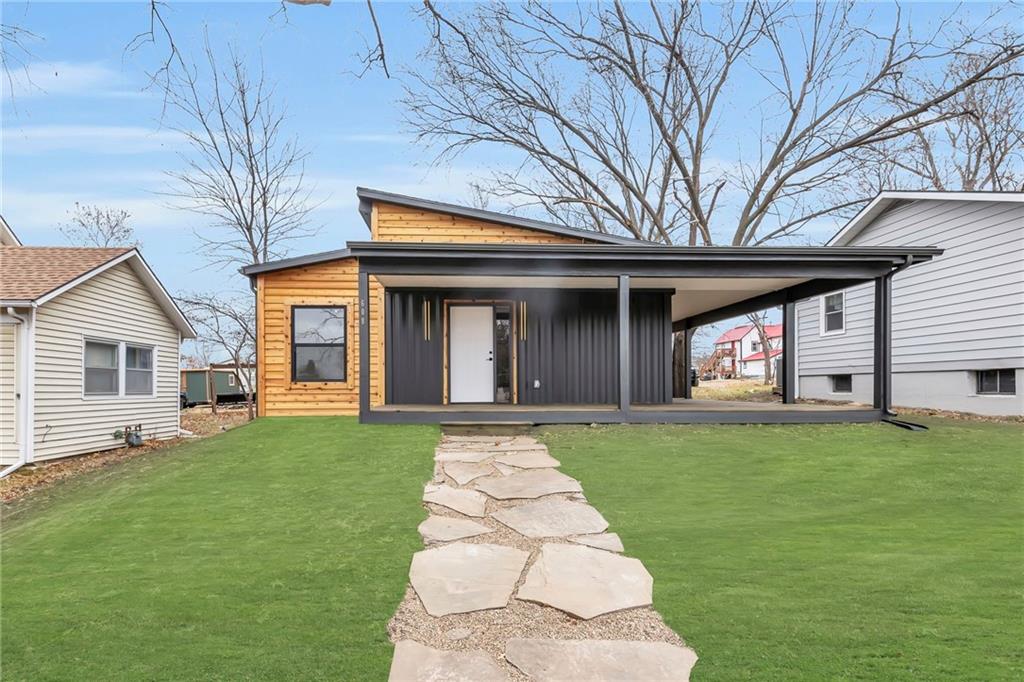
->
[3, 60, 146, 100]
[2, 125, 185, 155]
[0, 188, 186, 238]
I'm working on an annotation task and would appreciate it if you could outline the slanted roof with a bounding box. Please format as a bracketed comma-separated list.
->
[0, 246, 131, 300]
[356, 187, 645, 246]
[0, 246, 196, 338]
[743, 348, 783, 362]
[829, 190, 1024, 246]
[763, 323, 783, 338]
[715, 325, 752, 344]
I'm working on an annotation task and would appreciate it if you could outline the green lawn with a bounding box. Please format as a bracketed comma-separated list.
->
[1, 418, 437, 681]
[540, 417, 1024, 681]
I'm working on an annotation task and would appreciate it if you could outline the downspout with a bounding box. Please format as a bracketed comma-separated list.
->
[1, 306, 32, 478]
[879, 256, 928, 431]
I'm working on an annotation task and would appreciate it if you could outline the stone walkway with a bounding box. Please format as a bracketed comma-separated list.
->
[387, 434, 698, 681]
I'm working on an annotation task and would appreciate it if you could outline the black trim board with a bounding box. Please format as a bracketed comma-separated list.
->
[362, 408, 884, 425]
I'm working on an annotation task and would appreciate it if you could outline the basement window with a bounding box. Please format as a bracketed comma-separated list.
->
[830, 374, 853, 394]
[292, 306, 347, 382]
[84, 340, 119, 395]
[976, 369, 1016, 395]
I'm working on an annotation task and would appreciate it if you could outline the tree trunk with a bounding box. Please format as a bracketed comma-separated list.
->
[208, 370, 218, 414]
[672, 333, 686, 398]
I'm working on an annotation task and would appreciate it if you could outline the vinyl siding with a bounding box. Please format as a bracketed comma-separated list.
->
[798, 199, 1024, 379]
[0, 323, 16, 464]
[31, 262, 181, 461]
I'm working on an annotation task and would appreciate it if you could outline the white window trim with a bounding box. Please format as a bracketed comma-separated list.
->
[82, 336, 158, 400]
[819, 291, 846, 337]
[227, 373, 236, 387]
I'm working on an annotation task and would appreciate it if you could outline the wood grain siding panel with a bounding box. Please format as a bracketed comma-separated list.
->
[257, 257, 385, 416]
[0, 324, 16, 464]
[797, 199, 1024, 376]
[373, 202, 593, 244]
[31, 262, 181, 461]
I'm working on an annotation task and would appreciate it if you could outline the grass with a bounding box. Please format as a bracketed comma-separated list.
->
[1, 417, 437, 681]
[693, 378, 778, 402]
[540, 417, 1023, 681]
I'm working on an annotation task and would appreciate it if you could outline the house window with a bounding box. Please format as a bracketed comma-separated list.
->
[292, 306, 347, 382]
[125, 345, 154, 395]
[821, 292, 845, 334]
[831, 374, 853, 394]
[751, 340, 761, 353]
[84, 340, 119, 395]
[227, 373, 236, 387]
[977, 369, 1016, 395]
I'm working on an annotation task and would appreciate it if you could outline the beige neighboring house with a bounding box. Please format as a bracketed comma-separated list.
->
[0, 217, 196, 475]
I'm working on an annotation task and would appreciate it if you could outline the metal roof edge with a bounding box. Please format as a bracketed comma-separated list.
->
[240, 248, 354, 276]
[355, 186, 645, 245]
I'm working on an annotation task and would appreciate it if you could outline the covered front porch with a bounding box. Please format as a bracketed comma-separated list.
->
[353, 242, 939, 425]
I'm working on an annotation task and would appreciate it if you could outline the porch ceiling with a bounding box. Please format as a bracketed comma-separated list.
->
[376, 273, 807, 321]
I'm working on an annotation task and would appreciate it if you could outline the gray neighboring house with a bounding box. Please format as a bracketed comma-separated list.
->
[796, 191, 1023, 416]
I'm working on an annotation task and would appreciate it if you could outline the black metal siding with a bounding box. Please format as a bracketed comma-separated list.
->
[385, 291, 444, 404]
[384, 288, 671, 406]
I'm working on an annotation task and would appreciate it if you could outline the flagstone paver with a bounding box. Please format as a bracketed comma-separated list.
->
[569, 532, 625, 553]
[389, 432, 695, 678]
[492, 498, 608, 538]
[388, 640, 506, 681]
[409, 542, 529, 617]
[443, 461, 495, 485]
[505, 639, 698, 681]
[517, 543, 653, 619]
[422, 484, 487, 517]
[492, 451, 561, 469]
[434, 449, 495, 463]
[418, 516, 492, 544]
[474, 468, 583, 500]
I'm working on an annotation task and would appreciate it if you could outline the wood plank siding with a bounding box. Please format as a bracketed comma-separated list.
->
[256, 202, 592, 416]
[31, 262, 182, 461]
[372, 202, 594, 244]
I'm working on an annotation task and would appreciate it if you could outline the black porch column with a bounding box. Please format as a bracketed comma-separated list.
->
[618, 274, 631, 414]
[873, 275, 892, 412]
[782, 300, 797, 404]
[358, 268, 370, 421]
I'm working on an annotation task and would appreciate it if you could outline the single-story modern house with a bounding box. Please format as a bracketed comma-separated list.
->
[796, 191, 1023, 416]
[181, 363, 256, 405]
[241, 187, 940, 425]
[0, 218, 196, 474]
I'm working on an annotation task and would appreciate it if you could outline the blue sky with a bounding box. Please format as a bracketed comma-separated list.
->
[1, 2, 1010, 351]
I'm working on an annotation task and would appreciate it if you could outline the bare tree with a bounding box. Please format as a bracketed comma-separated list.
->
[162, 38, 318, 269]
[746, 311, 776, 386]
[59, 203, 140, 248]
[843, 46, 1024, 194]
[404, 1, 1024, 245]
[177, 293, 257, 420]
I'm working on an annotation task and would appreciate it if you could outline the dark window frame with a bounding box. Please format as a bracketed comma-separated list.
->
[291, 305, 348, 383]
[976, 369, 1016, 395]
[830, 374, 853, 394]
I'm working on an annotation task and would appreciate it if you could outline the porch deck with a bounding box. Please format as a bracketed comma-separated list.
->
[369, 400, 879, 425]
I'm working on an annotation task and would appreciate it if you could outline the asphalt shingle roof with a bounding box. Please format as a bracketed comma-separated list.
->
[0, 246, 131, 301]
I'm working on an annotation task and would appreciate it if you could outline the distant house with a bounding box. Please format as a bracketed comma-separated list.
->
[181, 363, 256, 405]
[705, 324, 783, 379]
[0, 218, 196, 474]
[796, 192, 1023, 417]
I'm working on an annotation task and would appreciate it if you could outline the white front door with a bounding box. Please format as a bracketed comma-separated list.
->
[449, 306, 495, 403]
